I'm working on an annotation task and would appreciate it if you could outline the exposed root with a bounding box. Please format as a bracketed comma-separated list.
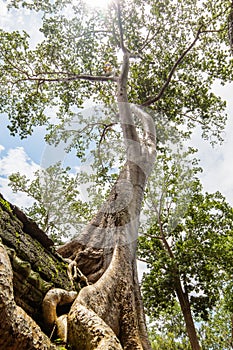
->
[42, 288, 77, 343]
[66, 245, 146, 350]
[68, 303, 123, 350]
[56, 314, 68, 344]
[65, 258, 90, 288]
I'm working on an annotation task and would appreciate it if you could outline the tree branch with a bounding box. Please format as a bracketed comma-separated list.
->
[139, 21, 170, 52]
[115, 0, 126, 53]
[114, 1, 140, 149]
[15, 72, 118, 84]
[141, 27, 203, 107]
[3, 54, 118, 84]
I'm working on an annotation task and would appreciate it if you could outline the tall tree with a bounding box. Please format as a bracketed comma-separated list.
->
[0, 0, 233, 349]
[139, 165, 233, 349]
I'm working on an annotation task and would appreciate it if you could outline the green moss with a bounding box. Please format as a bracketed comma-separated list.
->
[54, 338, 72, 350]
[0, 197, 12, 213]
[15, 231, 20, 245]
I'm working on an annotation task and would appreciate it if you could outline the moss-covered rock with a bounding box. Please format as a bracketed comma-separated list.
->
[0, 193, 74, 328]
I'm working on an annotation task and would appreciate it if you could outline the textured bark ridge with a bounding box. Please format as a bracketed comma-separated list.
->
[67, 245, 148, 350]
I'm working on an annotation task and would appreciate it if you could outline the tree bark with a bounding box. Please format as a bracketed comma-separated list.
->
[175, 279, 201, 350]
[58, 159, 154, 349]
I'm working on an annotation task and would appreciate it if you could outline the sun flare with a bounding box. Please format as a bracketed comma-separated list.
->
[83, 0, 112, 9]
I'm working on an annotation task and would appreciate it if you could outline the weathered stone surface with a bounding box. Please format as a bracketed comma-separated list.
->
[0, 193, 73, 328]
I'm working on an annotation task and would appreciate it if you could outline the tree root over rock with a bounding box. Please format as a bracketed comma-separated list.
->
[65, 244, 148, 350]
[42, 288, 77, 342]
[69, 303, 123, 350]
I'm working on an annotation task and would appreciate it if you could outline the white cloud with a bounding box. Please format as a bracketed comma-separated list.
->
[190, 82, 233, 205]
[0, 146, 39, 177]
[0, 145, 5, 153]
[198, 140, 233, 204]
[0, 147, 40, 207]
[0, 0, 44, 48]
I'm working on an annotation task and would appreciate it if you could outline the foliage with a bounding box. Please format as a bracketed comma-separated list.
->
[140, 181, 233, 315]
[8, 162, 91, 243]
[0, 0, 232, 144]
[149, 299, 233, 349]
[1, 0, 233, 347]
[198, 299, 232, 349]
[139, 146, 233, 346]
[149, 303, 191, 350]
[2, 0, 233, 248]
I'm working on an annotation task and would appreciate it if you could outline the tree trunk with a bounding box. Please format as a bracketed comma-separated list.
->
[0, 160, 152, 350]
[159, 231, 201, 349]
[57, 160, 154, 350]
[175, 279, 201, 350]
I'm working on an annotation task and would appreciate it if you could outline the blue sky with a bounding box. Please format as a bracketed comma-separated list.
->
[0, 114, 47, 162]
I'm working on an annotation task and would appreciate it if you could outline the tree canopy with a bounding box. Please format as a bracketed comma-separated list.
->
[0, 0, 232, 142]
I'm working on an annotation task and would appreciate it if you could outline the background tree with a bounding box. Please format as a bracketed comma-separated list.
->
[138, 150, 233, 349]
[8, 162, 91, 243]
[198, 299, 233, 349]
[148, 303, 191, 350]
[0, 0, 233, 349]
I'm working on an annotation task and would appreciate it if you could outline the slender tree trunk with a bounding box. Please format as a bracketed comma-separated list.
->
[231, 314, 233, 348]
[159, 231, 201, 349]
[175, 280, 201, 350]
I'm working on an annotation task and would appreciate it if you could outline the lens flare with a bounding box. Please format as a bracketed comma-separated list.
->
[83, 0, 111, 9]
